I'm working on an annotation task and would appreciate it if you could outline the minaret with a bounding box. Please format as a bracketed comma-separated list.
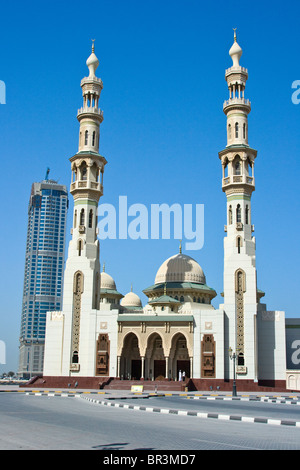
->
[61, 42, 107, 375]
[219, 31, 258, 382]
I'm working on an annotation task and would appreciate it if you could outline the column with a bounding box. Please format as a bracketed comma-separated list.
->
[165, 356, 169, 379]
[189, 357, 193, 378]
[141, 356, 145, 379]
[117, 356, 121, 378]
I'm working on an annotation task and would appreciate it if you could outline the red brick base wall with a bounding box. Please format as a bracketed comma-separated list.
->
[188, 378, 287, 393]
[22, 376, 288, 393]
[22, 376, 112, 389]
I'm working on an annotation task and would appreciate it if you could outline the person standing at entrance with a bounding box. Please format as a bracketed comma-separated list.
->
[178, 370, 182, 381]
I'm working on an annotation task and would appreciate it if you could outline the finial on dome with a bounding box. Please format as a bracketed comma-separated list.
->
[86, 40, 99, 78]
[131, 284, 133, 292]
[179, 240, 182, 254]
[102, 262, 105, 272]
[229, 29, 242, 67]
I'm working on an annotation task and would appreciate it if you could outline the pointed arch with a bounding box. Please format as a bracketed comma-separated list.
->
[235, 122, 239, 138]
[236, 204, 242, 223]
[228, 205, 233, 225]
[80, 208, 85, 226]
[89, 209, 93, 228]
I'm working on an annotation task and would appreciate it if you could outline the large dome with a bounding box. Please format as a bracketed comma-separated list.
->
[154, 253, 206, 285]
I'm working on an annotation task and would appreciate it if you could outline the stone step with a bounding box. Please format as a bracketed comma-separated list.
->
[103, 379, 187, 391]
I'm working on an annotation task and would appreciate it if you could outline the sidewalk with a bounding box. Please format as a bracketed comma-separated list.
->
[1, 384, 300, 400]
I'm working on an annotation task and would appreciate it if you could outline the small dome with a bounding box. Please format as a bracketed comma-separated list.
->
[154, 253, 206, 285]
[86, 41, 99, 78]
[121, 291, 142, 307]
[100, 272, 116, 291]
[229, 32, 242, 67]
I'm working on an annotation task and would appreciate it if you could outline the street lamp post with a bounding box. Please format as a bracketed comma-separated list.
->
[229, 347, 237, 397]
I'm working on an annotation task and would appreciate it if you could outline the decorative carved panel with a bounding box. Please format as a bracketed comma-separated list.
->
[96, 333, 110, 376]
[201, 334, 215, 378]
[235, 270, 245, 361]
[70, 271, 83, 370]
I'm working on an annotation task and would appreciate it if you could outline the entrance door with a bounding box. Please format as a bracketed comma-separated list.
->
[177, 360, 190, 380]
[131, 359, 141, 379]
[154, 360, 165, 380]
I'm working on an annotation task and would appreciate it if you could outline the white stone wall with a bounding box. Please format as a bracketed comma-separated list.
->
[193, 309, 224, 379]
[257, 311, 286, 381]
[43, 312, 64, 376]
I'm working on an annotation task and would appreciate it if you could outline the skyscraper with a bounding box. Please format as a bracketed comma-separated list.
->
[18, 174, 68, 378]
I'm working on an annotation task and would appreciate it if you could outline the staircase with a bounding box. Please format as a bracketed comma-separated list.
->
[102, 378, 188, 392]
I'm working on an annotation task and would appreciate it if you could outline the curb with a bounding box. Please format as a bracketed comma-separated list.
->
[79, 394, 300, 427]
[186, 395, 300, 405]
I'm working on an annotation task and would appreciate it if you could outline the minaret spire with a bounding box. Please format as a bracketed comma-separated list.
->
[233, 28, 237, 42]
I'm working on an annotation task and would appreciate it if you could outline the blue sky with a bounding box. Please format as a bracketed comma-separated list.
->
[0, 0, 299, 373]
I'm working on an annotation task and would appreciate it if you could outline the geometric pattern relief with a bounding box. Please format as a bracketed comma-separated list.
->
[71, 271, 83, 365]
[201, 334, 215, 378]
[236, 270, 245, 358]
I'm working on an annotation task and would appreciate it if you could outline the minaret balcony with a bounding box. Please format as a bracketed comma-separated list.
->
[222, 175, 255, 187]
[77, 107, 104, 120]
[70, 180, 103, 193]
[223, 98, 251, 113]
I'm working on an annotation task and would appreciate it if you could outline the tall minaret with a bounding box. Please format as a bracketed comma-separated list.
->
[61, 42, 107, 375]
[219, 31, 258, 383]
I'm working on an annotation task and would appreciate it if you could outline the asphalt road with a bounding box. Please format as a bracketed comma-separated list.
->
[0, 392, 300, 451]
[109, 394, 300, 422]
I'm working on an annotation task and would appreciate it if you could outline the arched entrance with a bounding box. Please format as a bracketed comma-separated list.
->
[120, 333, 141, 379]
[145, 333, 165, 380]
[170, 333, 190, 381]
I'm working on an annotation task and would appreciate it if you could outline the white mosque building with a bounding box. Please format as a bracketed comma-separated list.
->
[39, 34, 296, 392]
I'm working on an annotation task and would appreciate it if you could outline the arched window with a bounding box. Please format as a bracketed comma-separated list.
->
[84, 130, 88, 145]
[245, 205, 249, 225]
[235, 122, 239, 138]
[81, 162, 87, 180]
[243, 123, 246, 139]
[228, 124, 231, 139]
[92, 131, 96, 146]
[80, 208, 85, 226]
[72, 351, 79, 364]
[193, 297, 196, 302]
[238, 352, 245, 366]
[237, 236, 241, 254]
[236, 204, 241, 223]
[89, 209, 93, 228]
[180, 296, 184, 302]
[228, 205, 233, 225]
[234, 159, 241, 175]
[78, 240, 82, 256]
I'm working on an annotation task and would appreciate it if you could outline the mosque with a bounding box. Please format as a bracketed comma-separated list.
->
[39, 34, 297, 392]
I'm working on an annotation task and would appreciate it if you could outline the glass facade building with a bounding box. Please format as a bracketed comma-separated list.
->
[18, 179, 68, 378]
